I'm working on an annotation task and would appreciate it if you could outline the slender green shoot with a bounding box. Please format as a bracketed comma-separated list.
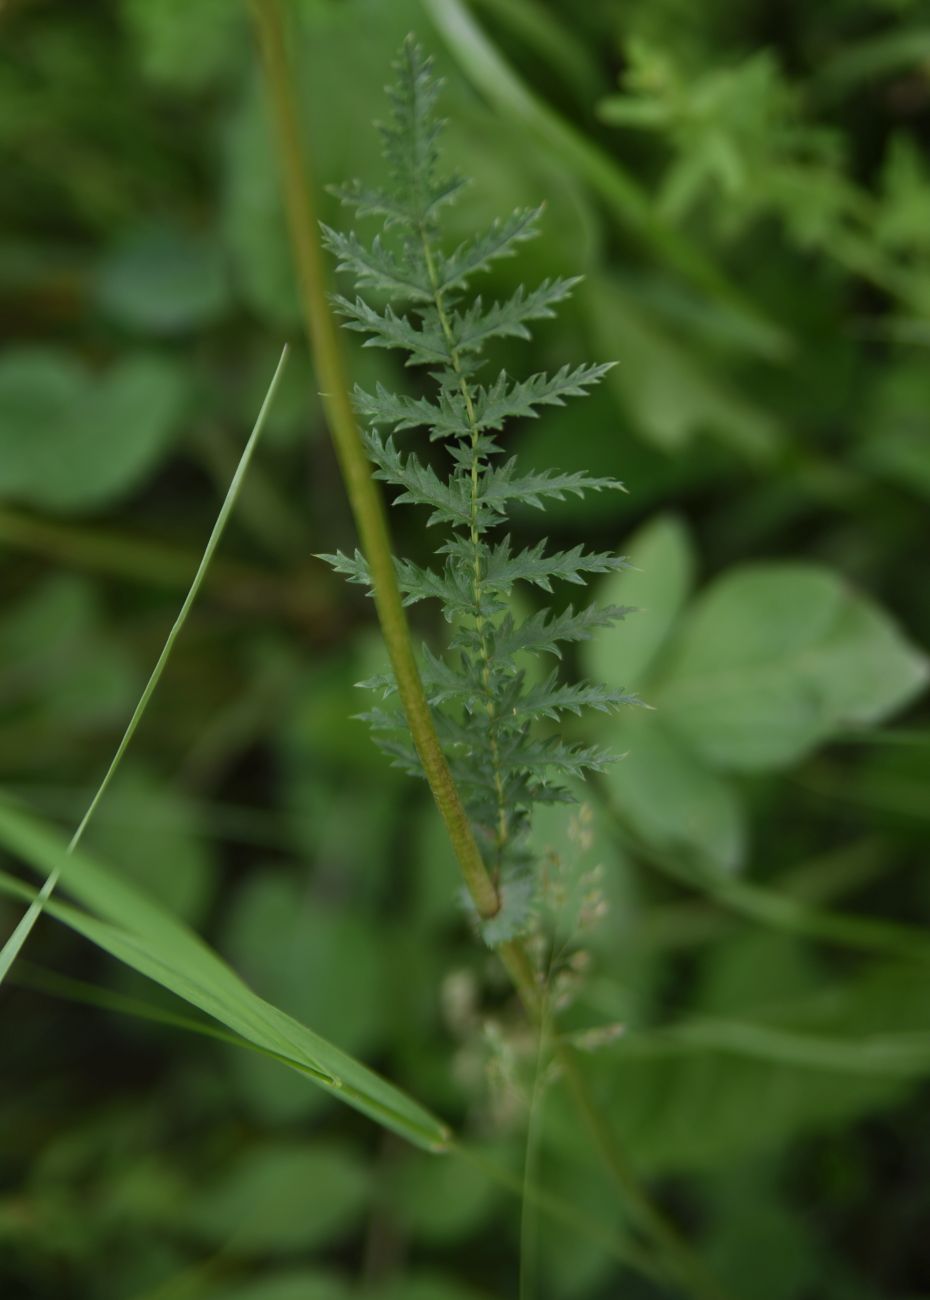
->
[519, 989, 551, 1300]
[0, 345, 290, 988]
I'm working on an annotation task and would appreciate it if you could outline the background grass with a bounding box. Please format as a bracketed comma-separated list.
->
[1, 2, 930, 1298]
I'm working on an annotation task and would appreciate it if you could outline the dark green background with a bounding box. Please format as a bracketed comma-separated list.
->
[2, 2, 929, 1298]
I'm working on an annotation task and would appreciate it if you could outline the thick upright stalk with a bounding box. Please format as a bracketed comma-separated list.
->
[250, 0, 498, 921]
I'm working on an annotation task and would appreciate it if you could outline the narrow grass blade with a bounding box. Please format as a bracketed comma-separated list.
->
[10, 959, 269, 1054]
[0, 808, 450, 1150]
[589, 1017, 930, 1078]
[604, 809, 930, 966]
[676, 859, 930, 965]
[0, 346, 289, 989]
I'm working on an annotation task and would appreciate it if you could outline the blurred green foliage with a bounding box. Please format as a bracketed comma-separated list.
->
[1, 1, 929, 1298]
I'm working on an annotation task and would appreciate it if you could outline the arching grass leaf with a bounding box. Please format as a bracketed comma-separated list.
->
[0, 802, 450, 1151]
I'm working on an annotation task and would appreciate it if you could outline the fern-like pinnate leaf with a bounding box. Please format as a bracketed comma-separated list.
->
[478, 537, 630, 594]
[491, 603, 635, 661]
[323, 39, 636, 942]
[451, 278, 581, 350]
[332, 296, 449, 364]
[320, 227, 432, 301]
[472, 364, 617, 430]
[436, 207, 545, 291]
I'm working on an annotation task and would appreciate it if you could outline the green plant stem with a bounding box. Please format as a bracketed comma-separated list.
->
[250, 0, 499, 922]
[499, 940, 731, 1300]
[250, 11, 732, 1297]
[519, 984, 550, 1300]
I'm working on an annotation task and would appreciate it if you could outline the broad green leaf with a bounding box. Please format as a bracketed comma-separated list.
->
[0, 802, 450, 1151]
[0, 349, 189, 513]
[583, 513, 696, 689]
[95, 223, 231, 333]
[812, 590, 930, 728]
[603, 711, 747, 874]
[190, 1143, 368, 1254]
[655, 564, 929, 771]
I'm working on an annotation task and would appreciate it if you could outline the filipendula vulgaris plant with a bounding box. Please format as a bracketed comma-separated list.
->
[320, 39, 638, 947]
